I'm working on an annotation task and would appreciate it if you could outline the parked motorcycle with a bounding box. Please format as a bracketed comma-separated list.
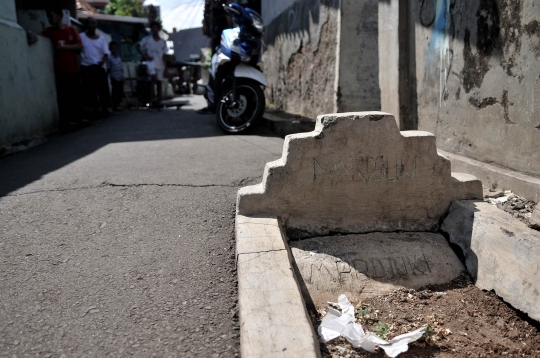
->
[204, 2, 268, 133]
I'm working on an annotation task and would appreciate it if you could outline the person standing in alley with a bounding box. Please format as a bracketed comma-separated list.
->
[42, 7, 83, 130]
[80, 17, 111, 116]
[108, 41, 125, 110]
[203, 0, 231, 55]
[136, 22, 168, 109]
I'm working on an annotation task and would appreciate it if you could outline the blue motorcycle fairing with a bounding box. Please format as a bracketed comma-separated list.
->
[230, 3, 253, 26]
[220, 28, 240, 59]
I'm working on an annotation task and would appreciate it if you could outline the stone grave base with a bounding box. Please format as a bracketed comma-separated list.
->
[290, 233, 465, 308]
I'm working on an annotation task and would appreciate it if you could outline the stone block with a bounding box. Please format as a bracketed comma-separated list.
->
[441, 200, 540, 321]
[290, 233, 465, 307]
[238, 112, 482, 236]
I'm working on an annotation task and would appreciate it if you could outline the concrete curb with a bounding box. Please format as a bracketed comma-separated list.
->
[262, 110, 316, 137]
[441, 200, 540, 322]
[439, 149, 540, 203]
[235, 215, 321, 358]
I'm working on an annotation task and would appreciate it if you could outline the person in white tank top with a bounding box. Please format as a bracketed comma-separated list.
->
[136, 21, 168, 108]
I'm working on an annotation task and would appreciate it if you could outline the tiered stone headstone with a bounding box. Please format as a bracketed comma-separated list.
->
[237, 112, 483, 306]
[238, 112, 481, 236]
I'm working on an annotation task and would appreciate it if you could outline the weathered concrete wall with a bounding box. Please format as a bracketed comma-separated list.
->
[377, 0, 419, 130]
[0, 2, 58, 149]
[414, 0, 540, 177]
[262, 0, 381, 117]
[262, 0, 340, 118]
[337, 0, 380, 113]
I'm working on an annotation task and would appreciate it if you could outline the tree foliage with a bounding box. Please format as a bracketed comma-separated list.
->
[104, 0, 146, 17]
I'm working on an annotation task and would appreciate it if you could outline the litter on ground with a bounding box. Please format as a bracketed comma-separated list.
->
[318, 294, 426, 357]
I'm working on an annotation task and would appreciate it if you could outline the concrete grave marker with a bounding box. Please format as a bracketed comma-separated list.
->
[291, 233, 465, 307]
[238, 112, 482, 236]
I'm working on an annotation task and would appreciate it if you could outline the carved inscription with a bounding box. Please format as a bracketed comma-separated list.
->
[313, 156, 417, 184]
[301, 254, 433, 285]
[290, 233, 465, 304]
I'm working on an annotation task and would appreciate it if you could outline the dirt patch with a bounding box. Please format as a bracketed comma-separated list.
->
[313, 274, 540, 357]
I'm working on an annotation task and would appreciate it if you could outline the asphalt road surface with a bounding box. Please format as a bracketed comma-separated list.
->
[0, 96, 284, 357]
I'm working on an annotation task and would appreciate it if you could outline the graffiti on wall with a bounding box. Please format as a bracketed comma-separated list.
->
[423, 0, 455, 107]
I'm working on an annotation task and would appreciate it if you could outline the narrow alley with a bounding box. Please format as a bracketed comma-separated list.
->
[0, 97, 283, 357]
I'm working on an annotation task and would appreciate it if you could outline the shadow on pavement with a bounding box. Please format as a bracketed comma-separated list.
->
[0, 97, 280, 197]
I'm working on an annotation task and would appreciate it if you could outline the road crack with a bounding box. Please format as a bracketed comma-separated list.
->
[4, 181, 244, 197]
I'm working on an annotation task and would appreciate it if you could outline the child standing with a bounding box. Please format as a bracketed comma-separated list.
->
[136, 22, 168, 108]
[108, 41, 124, 110]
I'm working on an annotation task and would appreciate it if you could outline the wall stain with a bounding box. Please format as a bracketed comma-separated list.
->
[469, 96, 498, 109]
[467, 90, 515, 125]
[524, 20, 540, 56]
[498, 0, 524, 77]
[461, 0, 501, 94]
[501, 89, 515, 125]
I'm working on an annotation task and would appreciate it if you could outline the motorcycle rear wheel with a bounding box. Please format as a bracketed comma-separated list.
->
[216, 79, 265, 133]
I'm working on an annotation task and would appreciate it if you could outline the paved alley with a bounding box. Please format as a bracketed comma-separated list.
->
[0, 96, 284, 357]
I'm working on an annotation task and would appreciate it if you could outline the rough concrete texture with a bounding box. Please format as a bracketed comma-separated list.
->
[263, 0, 381, 117]
[236, 215, 320, 358]
[441, 200, 540, 321]
[262, 0, 340, 118]
[414, 0, 540, 177]
[290, 232, 465, 307]
[0, 96, 285, 357]
[337, 0, 381, 113]
[237, 112, 482, 236]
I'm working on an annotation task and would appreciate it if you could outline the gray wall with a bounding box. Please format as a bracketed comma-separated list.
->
[0, 1, 58, 149]
[414, 0, 540, 176]
[262, 0, 341, 118]
[261, 0, 290, 25]
[337, 0, 380, 113]
[170, 27, 207, 62]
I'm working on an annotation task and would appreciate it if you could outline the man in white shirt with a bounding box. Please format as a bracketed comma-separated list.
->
[80, 17, 111, 114]
[136, 22, 168, 108]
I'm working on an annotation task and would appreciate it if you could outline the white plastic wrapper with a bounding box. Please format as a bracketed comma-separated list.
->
[318, 294, 427, 358]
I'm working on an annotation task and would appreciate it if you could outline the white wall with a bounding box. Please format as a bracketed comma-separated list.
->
[0, 1, 58, 149]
